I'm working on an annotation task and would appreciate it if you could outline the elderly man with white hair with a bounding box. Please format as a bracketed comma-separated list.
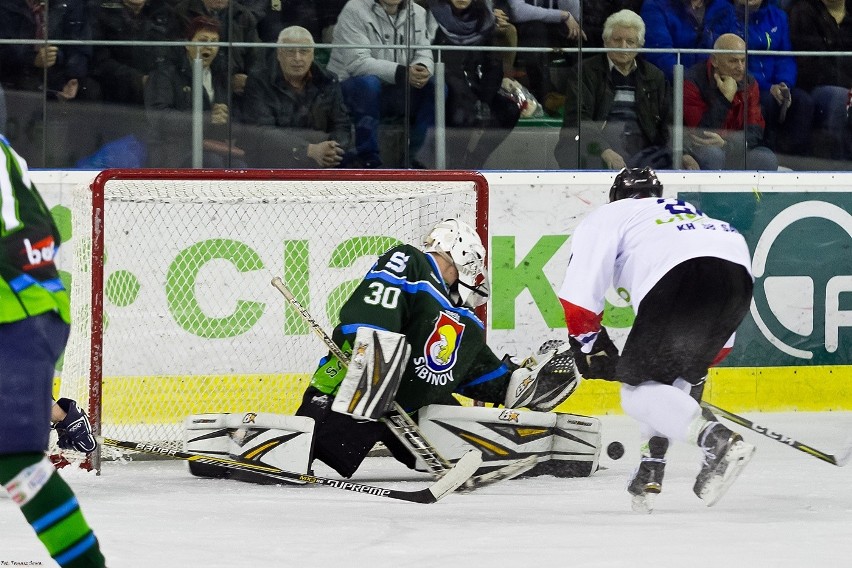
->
[241, 26, 353, 167]
[554, 10, 699, 170]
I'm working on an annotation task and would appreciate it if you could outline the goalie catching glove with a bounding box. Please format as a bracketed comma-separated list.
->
[505, 340, 579, 411]
[569, 327, 619, 381]
[52, 398, 97, 454]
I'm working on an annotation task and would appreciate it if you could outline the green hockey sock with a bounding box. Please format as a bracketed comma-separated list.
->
[0, 453, 106, 568]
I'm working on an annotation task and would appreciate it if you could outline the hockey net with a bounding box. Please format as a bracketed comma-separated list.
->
[59, 169, 488, 466]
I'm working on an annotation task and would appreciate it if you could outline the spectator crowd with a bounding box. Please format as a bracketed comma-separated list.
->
[0, 0, 850, 170]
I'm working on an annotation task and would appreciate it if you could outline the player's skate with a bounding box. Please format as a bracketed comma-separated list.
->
[627, 436, 668, 513]
[693, 422, 755, 506]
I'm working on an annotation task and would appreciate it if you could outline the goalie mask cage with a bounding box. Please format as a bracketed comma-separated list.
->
[60, 169, 488, 469]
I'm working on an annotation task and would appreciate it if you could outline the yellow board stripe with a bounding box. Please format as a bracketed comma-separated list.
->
[552, 366, 852, 415]
[55, 373, 311, 425]
[53, 366, 851, 424]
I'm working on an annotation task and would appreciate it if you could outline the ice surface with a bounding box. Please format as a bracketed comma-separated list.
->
[2, 413, 851, 567]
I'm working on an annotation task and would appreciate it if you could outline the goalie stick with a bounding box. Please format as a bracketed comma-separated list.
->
[100, 437, 481, 504]
[702, 401, 852, 467]
[270, 277, 528, 489]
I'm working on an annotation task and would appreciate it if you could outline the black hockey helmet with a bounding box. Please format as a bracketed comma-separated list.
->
[609, 167, 663, 202]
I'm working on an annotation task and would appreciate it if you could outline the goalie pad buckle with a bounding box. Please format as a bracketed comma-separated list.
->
[332, 327, 411, 420]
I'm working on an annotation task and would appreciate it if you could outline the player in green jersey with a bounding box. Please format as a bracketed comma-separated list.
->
[296, 219, 578, 478]
[0, 135, 106, 567]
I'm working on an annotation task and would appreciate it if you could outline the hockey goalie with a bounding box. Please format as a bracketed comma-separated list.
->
[184, 219, 601, 483]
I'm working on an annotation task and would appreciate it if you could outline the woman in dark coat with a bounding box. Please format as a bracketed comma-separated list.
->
[429, 0, 521, 168]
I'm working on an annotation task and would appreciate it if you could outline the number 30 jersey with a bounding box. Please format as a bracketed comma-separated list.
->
[558, 197, 754, 340]
[310, 244, 510, 411]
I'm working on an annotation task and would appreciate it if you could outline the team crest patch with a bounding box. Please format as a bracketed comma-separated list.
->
[424, 312, 465, 373]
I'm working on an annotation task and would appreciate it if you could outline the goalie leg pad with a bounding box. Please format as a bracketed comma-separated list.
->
[332, 327, 411, 421]
[524, 413, 602, 478]
[184, 413, 314, 483]
[417, 405, 557, 475]
[184, 414, 232, 479]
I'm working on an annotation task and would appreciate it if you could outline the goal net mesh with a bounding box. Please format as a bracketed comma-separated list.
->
[60, 171, 485, 453]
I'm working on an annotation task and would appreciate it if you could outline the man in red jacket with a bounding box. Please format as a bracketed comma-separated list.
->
[683, 33, 778, 170]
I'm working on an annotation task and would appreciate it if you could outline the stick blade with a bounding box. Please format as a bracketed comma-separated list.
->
[458, 454, 538, 493]
[427, 450, 483, 502]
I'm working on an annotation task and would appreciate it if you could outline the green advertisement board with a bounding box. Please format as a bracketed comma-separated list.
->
[681, 191, 852, 366]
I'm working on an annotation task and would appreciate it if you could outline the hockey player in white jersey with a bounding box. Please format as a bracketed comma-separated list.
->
[558, 167, 756, 512]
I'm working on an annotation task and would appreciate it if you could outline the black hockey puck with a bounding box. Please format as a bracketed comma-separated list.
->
[607, 441, 624, 460]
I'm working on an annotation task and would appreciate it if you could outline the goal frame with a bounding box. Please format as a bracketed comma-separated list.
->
[78, 168, 489, 469]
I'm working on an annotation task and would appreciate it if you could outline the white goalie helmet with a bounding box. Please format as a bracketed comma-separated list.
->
[423, 219, 489, 309]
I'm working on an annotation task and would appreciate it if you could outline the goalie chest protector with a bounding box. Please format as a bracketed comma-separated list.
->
[330, 245, 505, 409]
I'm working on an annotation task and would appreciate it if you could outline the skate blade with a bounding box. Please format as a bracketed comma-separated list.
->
[631, 492, 656, 514]
[700, 441, 756, 507]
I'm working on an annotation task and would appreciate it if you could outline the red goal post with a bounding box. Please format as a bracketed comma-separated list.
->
[59, 169, 488, 468]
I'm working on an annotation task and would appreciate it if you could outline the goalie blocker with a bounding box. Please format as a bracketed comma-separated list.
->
[184, 412, 314, 483]
[418, 405, 602, 478]
[331, 327, 411, 421]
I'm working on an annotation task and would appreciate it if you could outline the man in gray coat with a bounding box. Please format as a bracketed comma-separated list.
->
[326, 0, 435, 168]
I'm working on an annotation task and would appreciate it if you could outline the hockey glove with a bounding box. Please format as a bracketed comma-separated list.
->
[569, 328, 619, 381]
[504, 341, 579, 411]
[53, 398, 97, 454]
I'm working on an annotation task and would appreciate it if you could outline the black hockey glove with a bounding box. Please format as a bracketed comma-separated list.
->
[53, 398, 97, 454]
[569, 328, 619, 381]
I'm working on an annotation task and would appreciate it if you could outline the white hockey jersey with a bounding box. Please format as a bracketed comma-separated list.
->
[558, 197, 753, 349]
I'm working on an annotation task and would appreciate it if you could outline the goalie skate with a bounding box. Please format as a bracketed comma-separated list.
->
[693, 424, 755, 507]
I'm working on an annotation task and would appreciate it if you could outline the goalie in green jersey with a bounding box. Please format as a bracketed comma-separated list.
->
[294, 219, 582, 478]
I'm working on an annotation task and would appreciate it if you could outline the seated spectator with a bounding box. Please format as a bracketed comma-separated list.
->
[144, 16, 246, 167]
[241, 26, 352, 167]
[727, 0, 814, 159]
[0, 0, 101, 166]
[577, 0, 629, 49]
[683, 33, 779, 170]
[554, 9, 699, 169]
[787, 0, 852, 161]
[91, 0, 179, 106]
[502, 0, 585, 107]
[428, 0, 521, 168]
[250, 0, 350, 41]
[240, 0, 322, 43]
[173, 0, 261, 98]
[0, 0, 98, 99]
[493, 0, 519, 76]
[326, 0, 435, 168]
[641, 0, 736, 82]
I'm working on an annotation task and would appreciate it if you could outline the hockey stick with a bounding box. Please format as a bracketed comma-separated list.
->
[270, 276, 453, 475]
[100, 437, 481, 504]
[701, 401, 852, 467]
